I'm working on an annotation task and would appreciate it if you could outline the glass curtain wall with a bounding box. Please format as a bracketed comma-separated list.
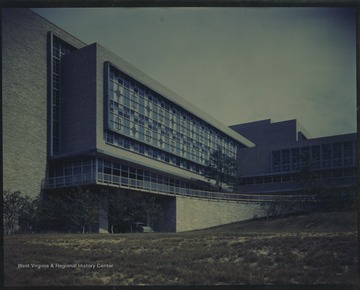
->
[271, 141, 357, 173]
[105, 64, 240, 175]
[49, 34, 76, 155]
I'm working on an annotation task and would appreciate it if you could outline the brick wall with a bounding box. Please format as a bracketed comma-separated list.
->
[3, 9, 48, 197]
[2, 9, 85, 197]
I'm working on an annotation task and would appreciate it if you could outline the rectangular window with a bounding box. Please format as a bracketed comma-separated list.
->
[273, 151, 281, 172]
[333, 169, 342, 177]
[322, 144, 331, 168]
[264, 176, 272, 183]
[121, 169, 129, 178]
[104, 161, 112, 175]
[124, 139, 130, 149]
[282, 149, 290, 171]
[344, 141, 354, 166]
[301, 147, 310, 167]
[344, 141, 353, 158]
[282, 174, 291, 182]
[333, 143, 342, 158]
[333, 143, 342, 167]
[344, 168, 354, 176]
[291, 148, 300, 171]
[311, 145, 320, 169]
[246, 178, 254, 185]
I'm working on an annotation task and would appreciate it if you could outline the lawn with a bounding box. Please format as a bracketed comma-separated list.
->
[4, 210, 358, 286]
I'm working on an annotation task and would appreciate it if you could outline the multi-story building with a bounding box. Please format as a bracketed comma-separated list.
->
[2, 8, 254, 232]
[230, 119, 357, 196]
[3, 9, 357, 233]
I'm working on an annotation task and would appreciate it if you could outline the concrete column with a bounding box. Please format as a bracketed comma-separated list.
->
[98, 194, 109, 233]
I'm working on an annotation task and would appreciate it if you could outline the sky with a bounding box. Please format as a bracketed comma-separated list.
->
[33, 7, 357, 138]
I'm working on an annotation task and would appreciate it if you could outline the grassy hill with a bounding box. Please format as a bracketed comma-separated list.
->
[4, 210, 358, 286]
[198, 210, 358, 233]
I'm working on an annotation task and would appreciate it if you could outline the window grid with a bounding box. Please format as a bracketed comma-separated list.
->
[49, 157, 208, 191]
[106, 131, 204, 175]
[242, 167, 357, 186]
[272, 141, 356, 173]
[107, 66, 239, 167]
[51, 36, 76, 155]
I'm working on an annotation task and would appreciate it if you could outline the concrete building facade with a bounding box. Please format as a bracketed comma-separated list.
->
[2, 9, 357, 232]
[230, 120, 357, 195]
[3, 9, 257, 232]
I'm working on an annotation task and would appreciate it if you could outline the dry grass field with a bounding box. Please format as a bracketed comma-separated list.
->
[4, 210, 358, 286]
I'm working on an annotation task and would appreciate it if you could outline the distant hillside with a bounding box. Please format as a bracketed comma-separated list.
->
[198, 210, 358, 233]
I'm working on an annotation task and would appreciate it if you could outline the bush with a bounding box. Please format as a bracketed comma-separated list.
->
[260, 195, 299, 218]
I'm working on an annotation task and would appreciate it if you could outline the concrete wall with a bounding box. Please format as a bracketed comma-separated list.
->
[98, 194, 109, 233]
[230, 119, 298, 147]
[233, 120, 299, 176]
[61, 44, 97, 154]
[237, 146, 273, 176]
[175, 196, 264, 232]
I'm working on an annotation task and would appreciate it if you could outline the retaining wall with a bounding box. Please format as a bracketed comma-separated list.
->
[176, 196, 265, 232]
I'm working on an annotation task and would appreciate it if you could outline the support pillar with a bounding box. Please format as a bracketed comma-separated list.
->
[98, 194, 109, 233]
